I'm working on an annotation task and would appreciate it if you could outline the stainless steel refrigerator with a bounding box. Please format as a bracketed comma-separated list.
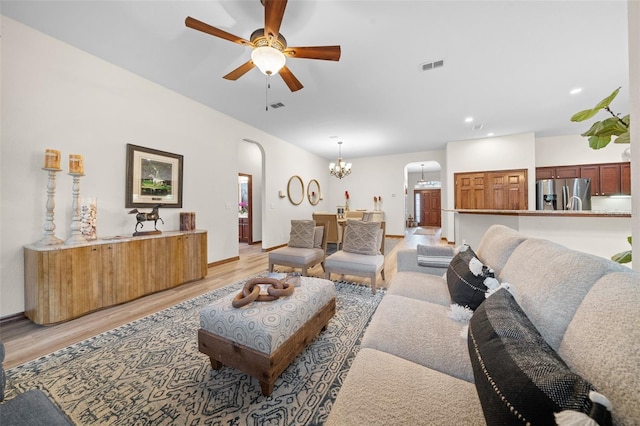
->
[536, 178, 591, 211]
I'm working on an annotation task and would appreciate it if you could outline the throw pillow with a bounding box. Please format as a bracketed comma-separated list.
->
[446, 245, 494, 310]
[468, 288, 609, 426]
[343, 220, 380, 255]
[287, 220, 316, 249]
[417, 244, 454, 268]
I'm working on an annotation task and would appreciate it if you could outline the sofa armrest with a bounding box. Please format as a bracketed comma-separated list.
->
[397, 248, 451, 276]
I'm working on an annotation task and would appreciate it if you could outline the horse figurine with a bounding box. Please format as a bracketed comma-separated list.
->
[129, 204, 164, 233]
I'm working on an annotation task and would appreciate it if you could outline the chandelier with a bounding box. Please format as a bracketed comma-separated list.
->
[329, 141, 352, 179]
[418, 164, 427, 184]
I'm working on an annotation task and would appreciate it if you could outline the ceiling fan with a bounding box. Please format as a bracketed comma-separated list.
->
[185, 0, 341, 92]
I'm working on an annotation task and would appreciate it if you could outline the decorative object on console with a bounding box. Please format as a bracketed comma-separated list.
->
[126, 144, 183, 208]
[184, 0, 341, 92]
[329, 142, 352, 179]
[80, 197, 97, 240]
[180, 212, 196, 231]
[65, 161, 87, 246]
[39, 149, 64, 246]
[129, 204, 164, 236]
[468, 288, 609, 426]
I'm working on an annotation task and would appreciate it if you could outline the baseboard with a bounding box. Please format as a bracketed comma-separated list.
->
[207, 256, 239, 268]
[263, 243, 287, 252]
[0, 312, 27, 326]
[386, 235, 404, 239]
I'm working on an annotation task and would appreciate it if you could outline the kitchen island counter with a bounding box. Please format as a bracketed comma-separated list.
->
[453, 209, 631, 217]
[451, 210, 632, 264]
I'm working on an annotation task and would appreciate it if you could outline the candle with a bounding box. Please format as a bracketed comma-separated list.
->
[44, 149, 61, 169]
[69, 154, 84, 174]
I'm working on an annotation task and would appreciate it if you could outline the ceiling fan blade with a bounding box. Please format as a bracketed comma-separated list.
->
[279, 66, 303, 92]
[185, 16, 252, 46]
[283, 46, 341, 61]
[223, 60, 256, 80]
[264, 0, 287, 46]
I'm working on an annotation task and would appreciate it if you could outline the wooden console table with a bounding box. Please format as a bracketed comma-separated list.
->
[24, 230, 208, 325]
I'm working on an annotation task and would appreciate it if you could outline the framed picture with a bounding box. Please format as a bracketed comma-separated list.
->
[125, 144, 183, 208]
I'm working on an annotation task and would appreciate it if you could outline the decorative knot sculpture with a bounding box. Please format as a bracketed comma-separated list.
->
[232, 277, 295, 308]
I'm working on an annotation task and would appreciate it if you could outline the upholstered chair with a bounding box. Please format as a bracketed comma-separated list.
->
[269, 221, 328, 276]
[312, 213, 343, 250]
[324, 220, 386, 294]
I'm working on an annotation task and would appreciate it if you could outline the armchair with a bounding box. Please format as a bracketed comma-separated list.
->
[269, 222, 328, 276]
[324, 220, 386, 294]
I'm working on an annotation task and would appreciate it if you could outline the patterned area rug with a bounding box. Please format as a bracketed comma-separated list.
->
[5, 276, 385, 425]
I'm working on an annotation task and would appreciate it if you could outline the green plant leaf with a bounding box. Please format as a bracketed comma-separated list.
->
[588, 135, 612, 149]
[571, 108, 600, 122]
[611, 249, 632, 264]
[620, 114, 630, 126]
[614, 131, 630, 144]
[581, 120, 604, 136]
[594, 87, 620, 110]
[597, 117, 628, 137]
[627, 235, 632, 245]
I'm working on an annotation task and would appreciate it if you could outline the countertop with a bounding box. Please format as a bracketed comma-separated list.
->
[451, 209, 631, 217]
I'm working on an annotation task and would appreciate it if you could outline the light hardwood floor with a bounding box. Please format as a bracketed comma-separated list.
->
[0, 228, 446, 369]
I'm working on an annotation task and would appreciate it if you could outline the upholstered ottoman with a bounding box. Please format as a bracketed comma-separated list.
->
[198, 277, 336, 396]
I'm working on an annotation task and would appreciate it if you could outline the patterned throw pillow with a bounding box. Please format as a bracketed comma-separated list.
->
[446, 245, 493, 310]
[287, 220, 316, 249]
[343, 220, 380, 255]
[468, 288, 606, 426]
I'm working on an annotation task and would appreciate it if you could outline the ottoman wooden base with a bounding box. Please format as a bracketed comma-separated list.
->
[198, 297, 336, 396]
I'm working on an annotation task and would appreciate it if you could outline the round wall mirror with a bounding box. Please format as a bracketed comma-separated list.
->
[287, 175, 304, 205]
[307, 179, 321, 206]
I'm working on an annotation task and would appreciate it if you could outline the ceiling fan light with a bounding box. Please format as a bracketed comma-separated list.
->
[251, 46, 286, 75]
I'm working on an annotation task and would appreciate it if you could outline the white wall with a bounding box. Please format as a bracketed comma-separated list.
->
[629, 0, 640, 272]
[536, 134, 629, 166]
[326, 150, 447, 237]
[445, 133, 537, 241]
[0, 17, 327, 317]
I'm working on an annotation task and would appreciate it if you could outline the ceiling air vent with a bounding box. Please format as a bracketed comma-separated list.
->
[269, 102, 285, 109]
[472, 124, 484, 131]
[420, 59, 444, 72]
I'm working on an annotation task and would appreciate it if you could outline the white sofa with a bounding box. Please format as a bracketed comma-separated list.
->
[326, 225, 640, 425]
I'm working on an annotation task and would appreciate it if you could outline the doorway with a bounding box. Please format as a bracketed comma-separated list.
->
[238, 174, 252, 244]
[415, 189, 441, 227]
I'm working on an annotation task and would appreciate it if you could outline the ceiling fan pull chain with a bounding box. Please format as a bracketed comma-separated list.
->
[265, 75, 271, 111]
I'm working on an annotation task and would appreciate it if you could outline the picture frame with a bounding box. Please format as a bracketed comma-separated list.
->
[125, 144, 183, 208]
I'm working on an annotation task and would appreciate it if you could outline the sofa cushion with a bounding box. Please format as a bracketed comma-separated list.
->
[387, 271, 451, 306]
[287, 220, 316, 248]
[559, 272, 640, 425]
[325, 348, 483, 426]
[475, 224, 527, 276]
[446, 245, 494, 311]
[499, 238, 628, 350]
[362, 295, 474, 382]
[416, 244, 454, 268]
[468, 288, 602, 426]
[342, 220, 381, 255]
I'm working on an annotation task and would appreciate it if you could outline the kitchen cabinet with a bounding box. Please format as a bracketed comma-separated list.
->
[455, 169, 527, 210]
[537, 162, 631, 196]
[24, 230, 208, 325]
[536, 166, 580, 180]
[621, 163, 631, 195]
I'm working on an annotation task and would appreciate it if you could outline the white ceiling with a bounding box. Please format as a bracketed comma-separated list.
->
[2, 1, 630, 167]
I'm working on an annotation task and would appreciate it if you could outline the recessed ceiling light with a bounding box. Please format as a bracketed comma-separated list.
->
[465, 117, 474, 123]
[570, 88, 583, 95]
[487, 132, 495, 137]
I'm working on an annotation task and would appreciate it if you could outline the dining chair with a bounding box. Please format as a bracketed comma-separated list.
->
[312, 213, 343, 250]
